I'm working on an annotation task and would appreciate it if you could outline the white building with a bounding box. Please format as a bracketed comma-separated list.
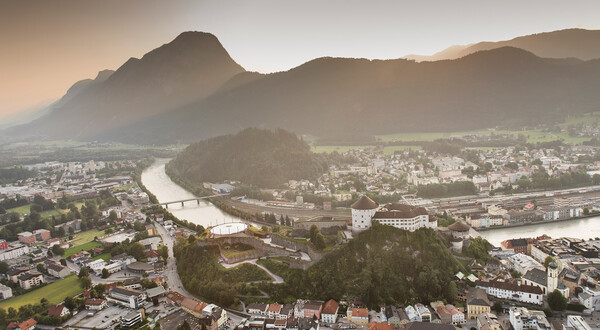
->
[579, 286, 600, 311]
[521, 263, 569, 298]
[351, 196, 436, 233]
[0, 284, 13, 300]
[509, 307, 551, 330]
[507, 253, 544, 274]
[566, 315, 592, 330]
[0, 244, 29, 261]
[476, 280, 544, 305]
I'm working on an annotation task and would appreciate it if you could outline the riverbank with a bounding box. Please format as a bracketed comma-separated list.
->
[475, 212, 600, 232]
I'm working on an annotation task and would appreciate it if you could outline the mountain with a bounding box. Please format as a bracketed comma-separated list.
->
[9, 32, 244, 139]
[167, 128, 328, 188]
[406, 29, 600, 62]
[8, 29, 600, 144]
[105, 46, 600, 144]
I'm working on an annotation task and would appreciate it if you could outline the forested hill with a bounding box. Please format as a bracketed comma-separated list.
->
[167, 128, 329, 188]
[259, 224, 465, 307]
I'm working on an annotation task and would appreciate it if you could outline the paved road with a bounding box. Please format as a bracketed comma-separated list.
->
[221, 258, 284, 284]
[154, 220, 195, 298]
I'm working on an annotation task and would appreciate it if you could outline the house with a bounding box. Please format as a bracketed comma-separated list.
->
[477, 312, 501, 330]
[180, 297, 207, 318]
[145, 249, 161, 263]
[248, 303, 268, 315]
[123, 277, 142, 289]
[47, 263, 70, 278]
[146, 224, 158, 236]
[368, 322, 394, 330]
[279, 304, 294, 320]
[303, 301, 323, 319]
[110, 253, 136, 267]
[48, 304, 70, 317]
[445, 305, 465, 325]
[466, 287, 491, 319]
[347, 308, 369, 326]
[267, 303, 283, 318]
[509, 307, 551, 330]
[404, 306, 420, 322]
[321, 299, 339, 325]
[6, 318, 37, 330]
[85, 298, 107, 310]
[0, 284, 13, 300]
[403, 323, 454, 330]
[17, 232, 36, 245]
[414, 304, 431, 322]
[18, 272, 44, 290]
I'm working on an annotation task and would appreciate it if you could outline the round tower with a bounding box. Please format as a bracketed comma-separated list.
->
[351, 195, 378, 233]
[547, 261, 558, 293]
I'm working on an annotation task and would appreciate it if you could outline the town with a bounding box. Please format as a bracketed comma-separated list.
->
[0, 157, 598, 330]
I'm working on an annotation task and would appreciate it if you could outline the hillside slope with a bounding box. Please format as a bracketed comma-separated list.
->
[10, 32, 245, 139]
[108, 47, 600, 144]
[406, 28, 600, 61]
[167, 128, 329, 188]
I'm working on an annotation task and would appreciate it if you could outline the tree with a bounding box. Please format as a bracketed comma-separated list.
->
[544, 256, 556, 269]
[160, 245, 169, 260]
[178, 320, 192, 330]
[109, 210, 118, 221]
[548, 290, 567, 311]
[36, 264, 46, 274]
[0, 261, 8, 274]
[102, 268, 110, 279]
[57, 226, 66, 237]
[129, 242, 146, 260]
[78, 267, 89, 278]
[60, 259, 67, 266]
[445, 281, 457, 303]
[309, 225, 319, 242]
[52, 244, 65, 256]
[64, 296, 76, 310]
[492, 301, 503, 313]
[79, 275, 92, 289]
[313, 233, 326, 250]
[187, 235, 196, 244]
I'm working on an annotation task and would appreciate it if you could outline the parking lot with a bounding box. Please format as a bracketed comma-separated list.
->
[74, 305, 133, 329]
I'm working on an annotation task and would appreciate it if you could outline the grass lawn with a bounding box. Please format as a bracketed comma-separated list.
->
[64, 241, 102, 258]
[92, 253, 111, 262]
[0, 275, 83, 310]
[71, 228, 107, 246]
[6, 204, 65, 218]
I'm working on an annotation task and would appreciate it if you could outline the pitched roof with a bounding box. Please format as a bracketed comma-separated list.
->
[448, 221, 470, 232]
[368, 322, 395, 330]
[351, 196, 378, 210]
[48, 305, 66, 316]
[85, 298, 106, 306]
[467, 287, 490, 307]
[268, 303, 283, 312]
[348, 308, 368, 318]
[476, 279, 543, 295]
[523, 268, 547, 286]
[322, 299, 339, 315]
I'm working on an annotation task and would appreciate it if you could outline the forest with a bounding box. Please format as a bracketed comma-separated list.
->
[175, 224, 465, 309]
[168, 128, 344, 188]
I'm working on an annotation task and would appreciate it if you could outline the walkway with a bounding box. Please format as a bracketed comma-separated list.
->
[221, 258, 284, 284]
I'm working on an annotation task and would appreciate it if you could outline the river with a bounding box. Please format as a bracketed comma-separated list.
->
[140, 158, 241, 228]
[141, 160, 600, 245]
[478, 216, 600, 246]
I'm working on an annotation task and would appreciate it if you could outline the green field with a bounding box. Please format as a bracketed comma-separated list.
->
[6, 204, 65, 218]
[92, 253, 111, 262]
[64, 241, 102, 258]
[71, 228, 106, 247]
[0, 275, 83, 310]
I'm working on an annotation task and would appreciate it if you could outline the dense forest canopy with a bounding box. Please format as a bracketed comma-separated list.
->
[176, 224, 465, 308]
[168, 128, 329, 187]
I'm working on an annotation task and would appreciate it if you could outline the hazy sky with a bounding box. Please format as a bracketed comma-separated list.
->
[1, 0, 599, 122]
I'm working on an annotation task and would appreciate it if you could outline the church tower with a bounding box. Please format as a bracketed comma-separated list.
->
[547, 261, 559, 293]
